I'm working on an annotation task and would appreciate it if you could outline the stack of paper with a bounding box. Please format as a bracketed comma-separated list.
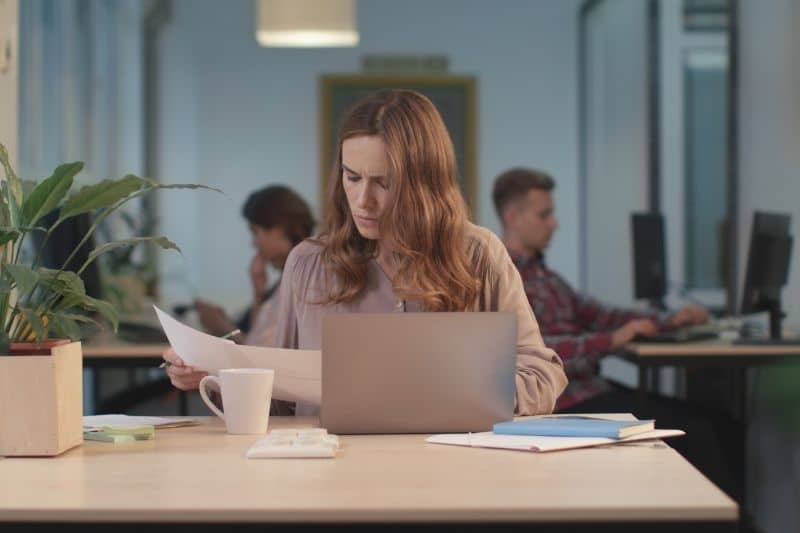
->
[427, 415, 684, 453]
[154, 305, 321, 405]
[83, 414, 198, 431]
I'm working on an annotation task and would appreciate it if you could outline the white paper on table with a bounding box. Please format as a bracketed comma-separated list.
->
[153, 305, 321, 405]
[83, 415, 197, 430]
[425, 429, 685, 453]
[233, 344, 321, 405]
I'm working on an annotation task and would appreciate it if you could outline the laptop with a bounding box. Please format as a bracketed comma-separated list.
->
[320, 312, 517, 434]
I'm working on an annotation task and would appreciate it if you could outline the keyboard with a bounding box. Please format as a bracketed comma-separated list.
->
[247, 428, 340, 459]
[732, 337, 800, 346]
[633, 324, 720, 343]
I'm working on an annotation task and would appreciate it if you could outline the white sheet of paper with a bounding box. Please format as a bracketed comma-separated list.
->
[153, 305, 321, 405]
[83, 415, 196, 430]
[425, 429, 685, 453]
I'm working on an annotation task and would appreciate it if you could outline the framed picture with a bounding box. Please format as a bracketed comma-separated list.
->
[319, 75, 477, 216]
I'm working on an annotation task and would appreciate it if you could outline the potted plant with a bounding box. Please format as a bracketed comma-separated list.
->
[0, 142, 215, 456]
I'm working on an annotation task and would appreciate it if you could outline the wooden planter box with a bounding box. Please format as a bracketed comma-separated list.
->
[0, 341, 83, 456]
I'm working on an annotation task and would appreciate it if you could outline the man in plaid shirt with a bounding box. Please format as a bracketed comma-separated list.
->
[491, 167, 734, 495]
[492, 167, 710, 412]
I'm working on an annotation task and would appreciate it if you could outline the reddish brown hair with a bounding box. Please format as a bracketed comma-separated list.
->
[319, 89, 481, 311]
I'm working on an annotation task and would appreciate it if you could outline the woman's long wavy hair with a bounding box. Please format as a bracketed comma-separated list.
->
[319, 89, 482, 311]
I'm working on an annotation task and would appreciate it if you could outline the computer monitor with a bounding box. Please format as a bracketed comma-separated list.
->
[32, 212, 103, 300]
[740, 211, 793, 340]
[631, 212, 667, 310]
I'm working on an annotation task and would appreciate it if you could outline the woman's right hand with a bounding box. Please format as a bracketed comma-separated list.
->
[249, 254, 268, 300]
[162, 347, 208, 391]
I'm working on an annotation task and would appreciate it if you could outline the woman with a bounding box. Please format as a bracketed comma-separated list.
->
[193, 185, 316, 347]
[166, 89, 566, 415]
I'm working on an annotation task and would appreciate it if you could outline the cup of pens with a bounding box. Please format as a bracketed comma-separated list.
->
[199, 368, 275, 434]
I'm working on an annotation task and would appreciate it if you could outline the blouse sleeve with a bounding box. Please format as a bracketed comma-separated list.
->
[271, 247, 301, 350]
[490, 238, 568, 415]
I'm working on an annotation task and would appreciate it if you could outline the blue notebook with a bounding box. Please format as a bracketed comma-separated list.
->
[492, 416, 655, 439]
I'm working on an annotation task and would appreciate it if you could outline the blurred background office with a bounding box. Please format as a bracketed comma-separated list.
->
[1, 1, 799, 532]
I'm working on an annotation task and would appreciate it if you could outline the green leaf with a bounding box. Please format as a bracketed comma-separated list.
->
[0, 143, 23, 207]
[49, 311, 94, 341]
[1, 180, 22, 228]
[0, 225, 46, 246]
[4, 264, 39, 296]
[60, 291, 119, 333]
[18, 308, 46, 343]
[22, 161, 83, 226]
[55, 292, 85, 312]
[59, 175, 146, 220]
[49, 313, 82, 341]
[85, 236, 181, 268]
[146, 180, 223, 194]
[38, 268, 86, 296]
[83, 295, 119, 333]
[0, 228, 19, 246]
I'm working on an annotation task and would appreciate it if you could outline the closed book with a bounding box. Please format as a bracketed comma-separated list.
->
[493, 416, 655, 439]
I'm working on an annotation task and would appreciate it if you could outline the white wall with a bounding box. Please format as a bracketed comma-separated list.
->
[582, 0, 650, 306]
[155, 0, 582, 312]
[739, 1, 800, 532]
[0, 0, 18, 161]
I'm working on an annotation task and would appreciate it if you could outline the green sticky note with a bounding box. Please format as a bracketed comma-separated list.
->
[84, 431, 136, 443]
[102, 424, 155, 440]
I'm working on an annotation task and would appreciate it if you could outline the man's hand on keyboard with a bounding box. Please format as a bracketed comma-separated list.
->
[667, 304, 710, 328]
[611, 319, 659, 348]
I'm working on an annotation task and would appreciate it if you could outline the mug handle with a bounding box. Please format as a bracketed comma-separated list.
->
[199, 375, 225, 420]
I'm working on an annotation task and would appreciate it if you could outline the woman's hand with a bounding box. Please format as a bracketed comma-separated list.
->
[249, 254, 268, 300]
[162, 347, 208, 391]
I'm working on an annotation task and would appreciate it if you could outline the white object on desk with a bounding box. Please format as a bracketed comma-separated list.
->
[83, 414, 197, 430]
[154, 305, 321, 404]
[247, 428, 340, 458]
[199, 368, 274, 435]
[426, 429, 685, 453]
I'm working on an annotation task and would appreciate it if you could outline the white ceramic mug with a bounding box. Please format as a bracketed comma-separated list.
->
[199, 368, 274, 434]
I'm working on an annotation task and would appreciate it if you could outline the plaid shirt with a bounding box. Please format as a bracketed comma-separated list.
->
[510, 252, 664, 411]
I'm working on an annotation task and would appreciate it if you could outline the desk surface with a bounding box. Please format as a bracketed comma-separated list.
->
[0, 415, 736, 524]
[82, 339, 168, 358]
[625, 339, 800, 358]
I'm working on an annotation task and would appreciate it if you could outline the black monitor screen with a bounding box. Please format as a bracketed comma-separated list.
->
[740, 211, 793, 316]
[33, 212, 103, 300]
[631, 212, 667, 304]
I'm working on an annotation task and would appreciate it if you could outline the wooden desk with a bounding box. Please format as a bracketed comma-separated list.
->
[622, 339, 800, 413]
[622, 339, 800, 526]
[82, 339, 168, 365]
[0, 416, 737, 530]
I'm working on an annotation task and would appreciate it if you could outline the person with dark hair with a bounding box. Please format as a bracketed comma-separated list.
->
[492, 167, 708, 410]
[194, 185, 315, 347]
[492, 167, 735, 495]
[164, 90, 567, 417]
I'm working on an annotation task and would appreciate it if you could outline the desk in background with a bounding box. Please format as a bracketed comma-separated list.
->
[622, 339, 800, 526]
[81, 339, 187, 415]
[0, 415, 737, 531]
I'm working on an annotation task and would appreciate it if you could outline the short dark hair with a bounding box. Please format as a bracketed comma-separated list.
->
[492, 167, 555, 223]
[242, 185, 315, 245]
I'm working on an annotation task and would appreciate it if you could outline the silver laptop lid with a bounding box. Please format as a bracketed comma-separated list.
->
[320, 312, 517, 434]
